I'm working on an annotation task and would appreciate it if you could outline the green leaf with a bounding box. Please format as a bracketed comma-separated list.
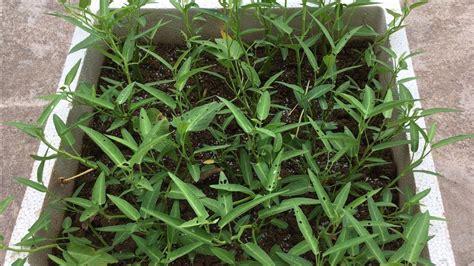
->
[257, 91, 271, 120]
[296, 37, 318, 72]
[75, 85, 115, 110]
[79, 126, 126, 166]
[168, 172, 209, 218]
[383, 89, 394, 118]
[187, 163, 201, 182]
[107, 194, 140, 221]
[128, 134, 169, 166]
[37, 96, 62, 126]
[308, 170, 336, 222]
[323, 234, 377, 257]
[141, 208, 213, 244]
[277, 82, 305, 95]
[210, 184, 255, 195]
[263, 15, 292, 35]
[174, 102, 223, 132]
[15, 177, 47, 193]
[241, 242, 275, 266]
[328, 226, 348, 265]
[196, 8, 229, 22]
[194, 144, 230, 154]
[333, 182, 351, 216]
[92, 172, 106, 205]
[48, 254, 67, 265]
[262, 70, 285, 89]
[53, 115, 76, 147]
[372, 139, 412, 152]
[0, 195, 14, 214]
[368, 198, 390, 242]
[239, 149, 253, 186]
[5, 122, 43, 139]
[334, 26, 362, 55]
[256, 127, 276, 138]
[345, 189, 381, 211]
[219, 191, 284, 228]
[216, 172, 233, 216]
[432, 134, 474, 149]
[132, 235, 163, 262]
[281, 149, 308, 162]
[139, 108, 152, 137]
[219, 97, 254, 134]
[64, 197, 93, 208]
[65, 243, 117, 265]
[405, 212, 430, 263]
[69, 34, 101, 54]
[308, 117, 332, 152]
[116, 82, 135, 104]
[65, 59, 82, 86]
[362, 86, 375, 118]
[210, 246, 235, 265]
[293, 206, 319, 256]
[96, 223, 138, 233]
[309, 14, 335, 50]
[338, 92, 366, 116]
[259, 198, 319, 219]
[276, 252, 312, 266]
[166, 242, 204, 263]
[266, 149, 284, 191]
[288, 240, 311, 256]
[420, 107, 460, 117]
[409, 121, 421, 152]
[342, 209, 386, 263]
[306, 84, 335, 102]
[137, 83, 176, 110]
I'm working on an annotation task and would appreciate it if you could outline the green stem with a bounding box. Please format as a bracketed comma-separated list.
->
[4, 244, 58, 253]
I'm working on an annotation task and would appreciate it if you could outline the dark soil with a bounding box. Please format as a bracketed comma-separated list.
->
[54, 40, 401, 265]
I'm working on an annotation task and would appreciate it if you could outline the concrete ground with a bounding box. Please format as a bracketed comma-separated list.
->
[0, 0, 473, 264]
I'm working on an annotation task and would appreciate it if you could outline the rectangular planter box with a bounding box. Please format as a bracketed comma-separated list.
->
[5, 0, 456, 265]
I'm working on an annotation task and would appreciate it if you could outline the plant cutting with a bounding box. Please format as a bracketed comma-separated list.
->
[2, 0, 472, 265]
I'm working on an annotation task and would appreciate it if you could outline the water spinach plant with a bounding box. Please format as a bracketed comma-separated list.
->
[2, 0, 473, 265]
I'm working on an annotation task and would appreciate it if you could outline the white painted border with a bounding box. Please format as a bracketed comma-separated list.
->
[5, 0, 455, 265]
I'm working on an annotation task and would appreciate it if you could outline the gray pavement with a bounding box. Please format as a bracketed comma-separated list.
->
[1, 0, 473, 264]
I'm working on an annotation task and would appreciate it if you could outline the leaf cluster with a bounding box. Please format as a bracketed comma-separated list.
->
[3, 0, 472, 265]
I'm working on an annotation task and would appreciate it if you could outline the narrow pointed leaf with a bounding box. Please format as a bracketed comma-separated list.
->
[308, 170, 336, 221]
[219, 191, 284, 228]
[257, 91, 271, 120]
[141, 208, 213, 244]
[168, 172, 209, 218]
[107, 194, 140, 221]
[79, 126, 126, 166]
[323, 234, 377, 257]
[342, 209, 386, 263]
[432, 134, 474, 149]
[368, 198, 390, 242]
[137, 83, 176, 110]
[15, 177, 47, 193]
[241, 242, 275, 266]
[294, 206, 319, 256]
[116, 82, 135, 104]
[276, 252, 312, 266]
[92, 172, 106, 205]
[53, 115, 76, 147]
[219, 97, 254, 134]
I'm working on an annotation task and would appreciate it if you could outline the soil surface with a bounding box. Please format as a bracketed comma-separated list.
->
[53, 40, 400, 265]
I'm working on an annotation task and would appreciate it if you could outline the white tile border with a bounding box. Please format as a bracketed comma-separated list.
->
[5, 0, 455, 265]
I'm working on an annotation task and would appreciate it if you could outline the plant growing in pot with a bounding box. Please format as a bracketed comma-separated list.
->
[2, 0, 473, 265]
